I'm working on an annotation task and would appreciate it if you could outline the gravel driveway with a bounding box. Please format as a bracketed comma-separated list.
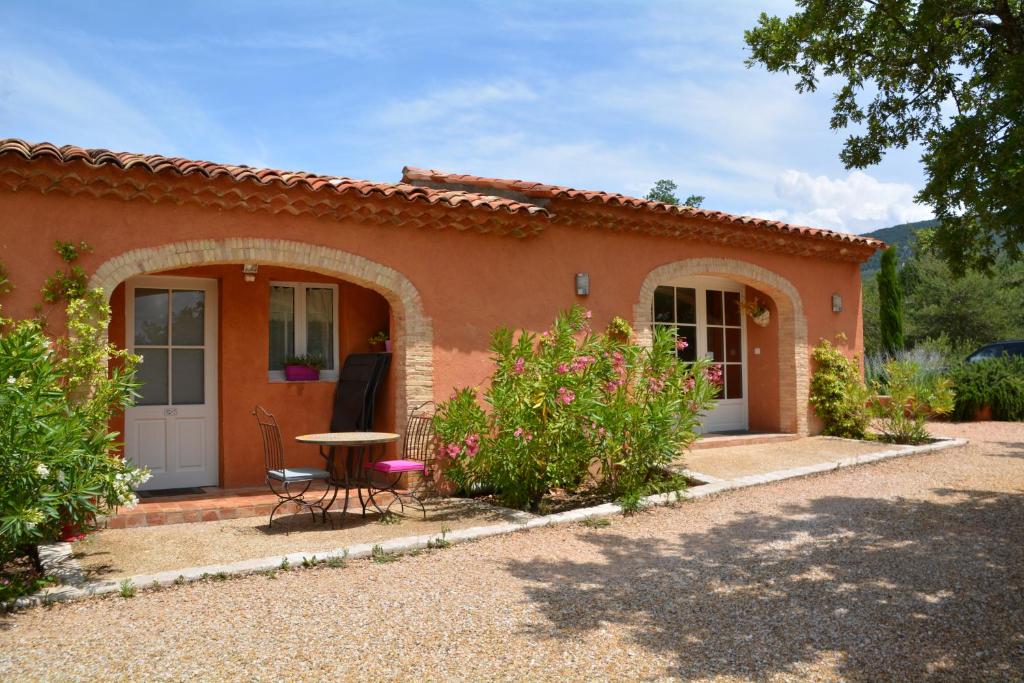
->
[2, 422, 1022, 681]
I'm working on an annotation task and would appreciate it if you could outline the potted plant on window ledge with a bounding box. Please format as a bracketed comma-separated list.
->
[283, 354, 324, 381]
[369, 330, 392, 352]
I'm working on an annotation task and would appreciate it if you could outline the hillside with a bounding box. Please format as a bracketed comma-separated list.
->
[860, 219, 939, 278]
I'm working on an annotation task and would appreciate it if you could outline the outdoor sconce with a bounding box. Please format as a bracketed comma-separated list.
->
[575, 272, 590, 296]
[831, 292, 843, 313]
[242, 263, 259, 282]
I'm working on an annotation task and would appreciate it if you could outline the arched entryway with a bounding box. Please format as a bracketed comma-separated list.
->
[91, 238, 434, 488]
[633, 258, 808, 435]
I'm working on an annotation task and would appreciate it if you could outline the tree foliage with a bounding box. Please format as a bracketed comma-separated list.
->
[745, 1, 1024, 272]
[877, 247, 905, 353]
[645, 179, 705, 207]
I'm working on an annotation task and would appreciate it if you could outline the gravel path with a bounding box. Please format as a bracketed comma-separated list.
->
[681, 436, 905, 480]
[2, 422, 1022, 681]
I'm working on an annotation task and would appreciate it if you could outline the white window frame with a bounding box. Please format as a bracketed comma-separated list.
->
[268, 281, 340, 382]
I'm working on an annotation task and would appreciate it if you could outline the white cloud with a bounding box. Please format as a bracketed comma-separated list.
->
[747, 169, 933, 233]
[376, 81, 538, 127]
[0, 52, 171, 151]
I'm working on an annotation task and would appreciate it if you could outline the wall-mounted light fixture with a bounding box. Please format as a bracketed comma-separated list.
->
[831, 292, 843, 313]
[242, 264, 259, 282]
[575, 272, 590, 297]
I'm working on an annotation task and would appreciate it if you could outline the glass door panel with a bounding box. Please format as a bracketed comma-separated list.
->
[133, 287, 207, 407]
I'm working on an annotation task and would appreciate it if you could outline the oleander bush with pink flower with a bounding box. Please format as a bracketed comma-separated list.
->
[433, 306, 719, 512]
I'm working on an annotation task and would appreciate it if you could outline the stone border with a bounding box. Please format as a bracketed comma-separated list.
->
[90, 237, 434, 438]
[8, 436, 966, 611]
[633, 258, 809, 434]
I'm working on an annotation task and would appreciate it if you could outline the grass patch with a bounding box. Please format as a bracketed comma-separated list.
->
[377, 511, 402, 525]
[581, 517, 611, 528]
[118, 578, 137, 599]
[371, 544, 397, 564]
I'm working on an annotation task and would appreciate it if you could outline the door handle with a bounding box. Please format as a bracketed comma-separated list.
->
[164, 407, 178, 417]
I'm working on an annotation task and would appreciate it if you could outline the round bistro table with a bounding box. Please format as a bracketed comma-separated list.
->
[294, 431, 399, 522]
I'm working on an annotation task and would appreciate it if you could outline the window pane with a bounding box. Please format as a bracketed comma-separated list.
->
[726, 364, 743, 399]
[134, 289, 168, 345]
[653, 286, 675, 323]
[676, 287, 696, 324]
[306, 287, 335, 370]
[172, 290, 205, 346]
[269, 286, 295, 371]
[706, 290, 723, 325]
[135, 348, 168, 406]
[172, 349, 204, 405]
[676, 325, 697, 362]
[724, 291, 741, 326]
[707, 326, 724, 362]
[726, 328, 742, 362]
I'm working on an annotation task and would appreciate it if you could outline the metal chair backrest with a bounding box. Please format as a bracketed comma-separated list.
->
[403, 402, 437, 465]
[253, 405, 285, 472]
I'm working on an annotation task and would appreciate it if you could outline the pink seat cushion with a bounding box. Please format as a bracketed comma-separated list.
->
[366, 459, 425, 473]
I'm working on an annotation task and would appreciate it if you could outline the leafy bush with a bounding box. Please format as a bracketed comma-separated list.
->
[868, 360, 955, 444]
[865, 345, 949, 388]
[0, 289, 147, 564]
[433, 306, 718, 512]
[809, 339, 870, 439]
[948, 357, 1024, 421]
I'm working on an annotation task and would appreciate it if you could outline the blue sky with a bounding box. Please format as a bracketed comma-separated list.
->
[0, 0, 933, 234]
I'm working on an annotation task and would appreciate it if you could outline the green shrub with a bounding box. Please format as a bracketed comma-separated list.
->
[0, 290, 147, 564]
[809, 339, 870, 438]
[949, 357, 1024, 421]
[868, 360, 955, 444]
[433, 306, 718, 512]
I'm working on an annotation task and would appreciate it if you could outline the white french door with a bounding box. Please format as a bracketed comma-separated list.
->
[653, 276, 748, 433]
[125, 276, 219, 490]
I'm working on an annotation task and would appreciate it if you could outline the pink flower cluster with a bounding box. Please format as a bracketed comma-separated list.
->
[676, 337, 689, 351]
[604, 350, 627, 393]
[683, 377, 696, 392]
[440, 433, 481, 460]
[557, 386, 575, 405]
[706, 364, 724, 386]
[513, 356, 526, 374]
[513, 426, 534, 442]
[647, 371, 669, 393]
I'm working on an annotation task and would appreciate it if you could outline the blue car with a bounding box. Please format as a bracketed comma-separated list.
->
[966, 340, 1024, 363]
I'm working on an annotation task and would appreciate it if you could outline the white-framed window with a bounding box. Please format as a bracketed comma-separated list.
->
[268, 281, 340, 381]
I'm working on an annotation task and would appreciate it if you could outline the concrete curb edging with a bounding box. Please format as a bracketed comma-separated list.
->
[9, 436, 967, 611]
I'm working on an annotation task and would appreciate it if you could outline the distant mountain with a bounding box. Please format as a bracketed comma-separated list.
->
[860, 219, 939, 278]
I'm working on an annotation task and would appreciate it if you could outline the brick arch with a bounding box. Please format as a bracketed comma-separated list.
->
[91, 238, 433, 434]
[633, 258, 808, 434]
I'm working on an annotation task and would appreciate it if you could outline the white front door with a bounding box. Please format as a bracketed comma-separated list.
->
[125, 276, 219, 490]
[653, 276, 748, 433]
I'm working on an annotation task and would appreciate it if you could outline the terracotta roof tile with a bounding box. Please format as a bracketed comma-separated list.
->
[0, 139, 551, 218]
[402, 167, 886, 250]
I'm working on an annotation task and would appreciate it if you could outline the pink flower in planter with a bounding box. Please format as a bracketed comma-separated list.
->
[513, 357, 526, 374]
[676, 337, 689, 351]
[683, 377, 696, 391]
[513, 427, 534, 442]
[556, 362, 570, 375]
[445, 443, 461, 459]
[557, 387, 575, 405]
[648, 376, 666, 392]
[464, 433, 480, 457]
[604, 380, 620, 394]
[706, 364, 724, 386]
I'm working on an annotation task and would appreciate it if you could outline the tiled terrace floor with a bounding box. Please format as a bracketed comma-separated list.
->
[108, 484, 364, 528]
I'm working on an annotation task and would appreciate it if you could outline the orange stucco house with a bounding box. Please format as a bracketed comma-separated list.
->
[0, 139, 883, 491]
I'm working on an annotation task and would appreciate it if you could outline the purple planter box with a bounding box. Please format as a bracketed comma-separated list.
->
[284, 364, 320, 382]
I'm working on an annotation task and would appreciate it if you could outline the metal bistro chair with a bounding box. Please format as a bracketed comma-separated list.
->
[253, 406, 338, 527]
[362, 402, 437, 519]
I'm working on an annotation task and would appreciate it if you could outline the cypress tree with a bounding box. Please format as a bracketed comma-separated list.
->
[877, 247, 905, 354]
